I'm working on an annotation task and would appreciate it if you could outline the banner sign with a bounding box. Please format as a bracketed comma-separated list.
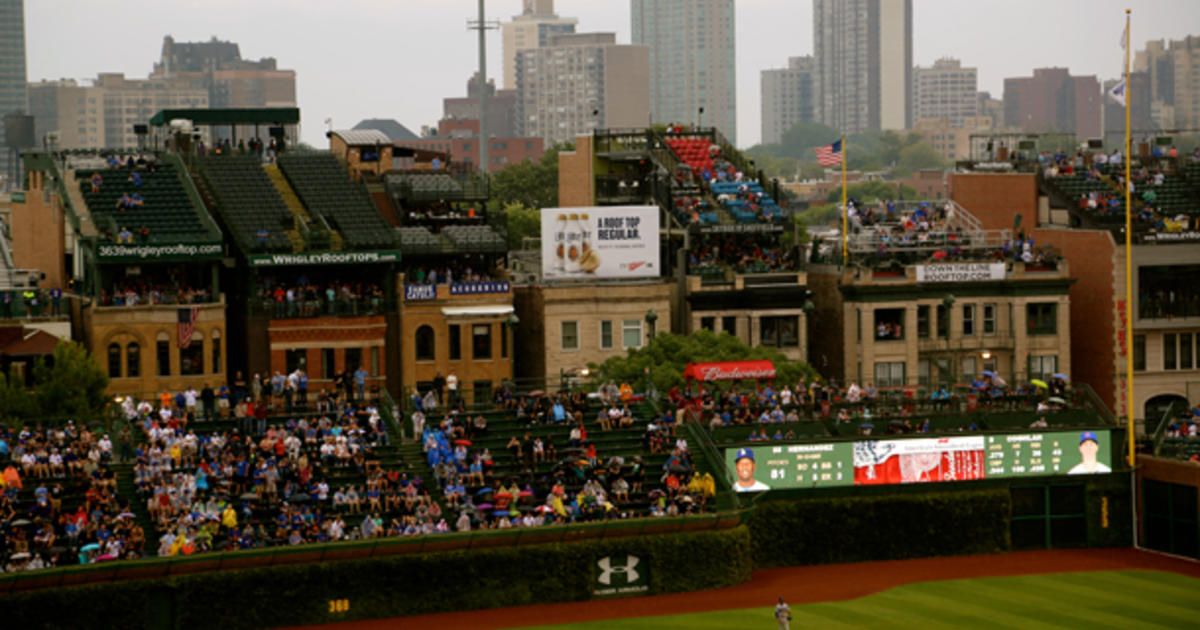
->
[249, 250, 400, 267]
[404, 285, 437, 301]
[592, 554, 649, 598]
[726, 430, 1112, 492]
[684, 360, 776, 382]
[915, 263, 1005, 283]
[449, 281, 510, 296]
[541, 206, 659, 280]
[98, 242, 223, 261]
[10, 191, 25, 203]
[1141, 232, 1200, 243]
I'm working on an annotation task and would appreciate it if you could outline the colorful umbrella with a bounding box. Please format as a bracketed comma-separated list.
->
[1030, 379, 1049, 390]
[1053, 373, 1069, 381]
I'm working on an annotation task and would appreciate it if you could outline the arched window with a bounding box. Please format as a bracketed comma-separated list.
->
[126, 342, 140, 378]
[415, 325, 435, 361]
[156, 331, 171, 376]
[107, 343, 122, 378]
[180, 331, 204, 376]
[211, 329, 222, 375]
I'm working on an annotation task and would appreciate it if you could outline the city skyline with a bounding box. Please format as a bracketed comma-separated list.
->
[22, 0, 1200, 149]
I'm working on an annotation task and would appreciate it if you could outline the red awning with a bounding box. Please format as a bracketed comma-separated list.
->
[683, 360, 776, 382]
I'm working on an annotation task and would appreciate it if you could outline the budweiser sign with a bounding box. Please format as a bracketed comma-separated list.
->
[684, 360, 776, 382]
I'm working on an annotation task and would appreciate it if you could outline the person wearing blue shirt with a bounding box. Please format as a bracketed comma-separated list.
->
[354, 366, 368, 401]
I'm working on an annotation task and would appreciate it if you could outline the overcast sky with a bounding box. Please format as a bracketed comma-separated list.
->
[25, 0, 1200, 149]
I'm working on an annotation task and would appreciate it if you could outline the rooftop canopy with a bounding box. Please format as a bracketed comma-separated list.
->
[148, 108, 300, 127]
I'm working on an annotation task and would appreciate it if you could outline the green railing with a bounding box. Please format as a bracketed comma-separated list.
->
[1150, 399, 1189, 456]
[0, 509, 747, 594]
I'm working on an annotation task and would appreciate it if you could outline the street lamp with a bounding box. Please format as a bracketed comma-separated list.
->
[645, 309, 658, 341]
[505, 313, 520, 380]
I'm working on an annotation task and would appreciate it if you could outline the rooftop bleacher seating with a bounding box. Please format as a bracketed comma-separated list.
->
[277, 153, 398, 250]
[441, 224, 505, 251]
[194, 156, 294, 253]
[396, 226, 442, 254]
[76, 162, 218, 243]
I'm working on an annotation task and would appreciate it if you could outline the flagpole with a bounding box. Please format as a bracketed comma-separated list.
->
[1123, 8, 1135, 469]
[841, 135, 848, 265]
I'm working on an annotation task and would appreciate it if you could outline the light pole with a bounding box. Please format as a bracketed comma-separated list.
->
[645, 309, 658, 342]
[506, 313, 519, 381]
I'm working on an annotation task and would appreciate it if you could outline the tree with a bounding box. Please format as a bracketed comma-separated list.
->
[33, 341, 110, 420]
[0, 372, 37, 421]
[777, 121, 841, 159]
[489, 141, 574, 211]
[589, 330, 817, 393]
[500, 202, 541, 250]
[893, 142, 949, 177]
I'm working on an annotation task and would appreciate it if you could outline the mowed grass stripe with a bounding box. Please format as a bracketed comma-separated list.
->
[518, 571, 1200, 630]
[947, 574, 1174, 630]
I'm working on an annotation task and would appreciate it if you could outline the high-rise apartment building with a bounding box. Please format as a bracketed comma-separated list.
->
[632, 0, 736, 143]
[28, 74, 209, 150]
[813, 0, 912, 134]
[1003, 68, 1101, 139]
[515, 33, 649, 146]
[500, 0, 578, 91]
[913, 57, 978, 127]
[443, 72, 518, 138]
[1135, 36, 1200, 129]
[760, 56, 816, 146]
[0, 0, 28, 189]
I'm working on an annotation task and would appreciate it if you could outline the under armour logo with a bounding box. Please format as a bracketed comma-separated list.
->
[597, 555, 640, 585]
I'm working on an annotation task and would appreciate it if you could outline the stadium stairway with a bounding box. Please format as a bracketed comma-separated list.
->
[394, 440, 453, 518]
[263, 164, 344, 251]
[110, 460, 157, 542]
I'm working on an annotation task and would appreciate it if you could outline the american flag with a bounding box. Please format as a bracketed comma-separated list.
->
[815, 140, 843, 167]
[177, 307, 199, 349]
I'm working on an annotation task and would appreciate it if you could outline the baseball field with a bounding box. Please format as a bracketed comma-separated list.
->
[522, 570, 1200, 629]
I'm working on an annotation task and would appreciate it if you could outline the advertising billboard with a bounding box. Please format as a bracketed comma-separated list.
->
[540, 206, 659, 280]
[726, 430, 1112, 492]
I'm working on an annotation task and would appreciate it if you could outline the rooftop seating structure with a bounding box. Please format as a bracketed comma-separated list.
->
[194, 156, 295, 253]
[277, 153, 398, 250]
[76, 162, 219, 244]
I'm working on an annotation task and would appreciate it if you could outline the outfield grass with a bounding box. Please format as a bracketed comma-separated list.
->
[521, 570, 1200, 629]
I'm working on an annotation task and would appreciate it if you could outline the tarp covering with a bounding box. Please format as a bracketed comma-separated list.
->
[149, 108, 300, 127]
[683, 360, 776, 382]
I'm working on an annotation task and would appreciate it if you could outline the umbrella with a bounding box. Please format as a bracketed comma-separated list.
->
[518, 490, 534, 497]
[96, 554, 117, 562]
[496, 492, 513, 499]
[9, 552, 30, 560]
[981, 370, 996, 377]
[454, 439, 472, 447]
[536, 505, 553, 514]
[1053, 373, 1069, 381]
[80, 543, 100, 552]
[118, 512, 136, 519]
[10, 519, 31, 527]
[1030, 379, 1049, 390]
[1048, 396, 1067, 405]
[476, 487, 494, 496]
[992, 376, 1007, 387]
[648, 489, 666, 498]
[476, 503, 493, 510]
[528, 390, 545, 397]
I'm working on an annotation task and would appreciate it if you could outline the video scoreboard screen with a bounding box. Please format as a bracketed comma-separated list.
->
[725, 430, 1112, 492]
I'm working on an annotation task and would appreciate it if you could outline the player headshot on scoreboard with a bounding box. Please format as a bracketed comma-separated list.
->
[1068, 431, 1111, 475]
[734, 447, 770, 492]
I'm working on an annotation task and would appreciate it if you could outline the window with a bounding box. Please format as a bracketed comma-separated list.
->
[1133, 334, 1146, 371]
[322, 348, 336, 379]
[700, 317, 715, 332]
[1027, 303, 1057, 335]
[416, 325, 435, 361]
[107, 343, 121, 378]
[961, 356, 977, 382]
[622, 319, 643, 349]
[600, 320, 613, 349]
[918, 359, 931, 386]
[962, 305, 976, 336]
[917, 305, 930, 338]
[983, 304, 996, 334]
[1182, 333, 1194, 370]
[760, 316, 798, 347]
[157, 332, 171, 377]
[126, 342, 140, 378]
[561, 321, 579, 350]
[873, 308, 904, 340]
[936, 304, 949, 338]
[722, 316, 736, 336]
[285, 349, 307, 374]
[448, 324, 461, 360]
[1028, 355, 1057, 382]
[346, 348, 363, 373]
[1164, 334, 1177, 370]
[179, 334, 204, 376]
[874, 362, 905, 387]
[210, 330, 220, 375]
[473, 324, 492, 360]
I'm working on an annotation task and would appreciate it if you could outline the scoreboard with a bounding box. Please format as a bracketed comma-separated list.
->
[725, 430, 1112, 492]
